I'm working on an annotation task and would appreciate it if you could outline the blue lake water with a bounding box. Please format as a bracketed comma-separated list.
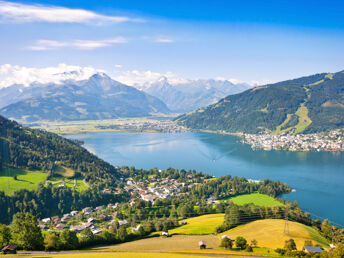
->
[67, 131, 344, 226]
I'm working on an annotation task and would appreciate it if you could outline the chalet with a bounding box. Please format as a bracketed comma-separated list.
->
[2, 244, 17, 254]
[42, 218, 51, 223]
[55, 223, 66, 230]
[132, 225, 142, 232]
[304, 246, 323, 253]
[38, 224, 47, 230]
[70, 210, 79, 216]
[221, 235, 230, 239]
[82, 207, 92, 214]
[91, 228, 102, 235]
[162, 231, 169, 237]
[88, 217, 96, 223]
[118, 220, 128, 226]
[199, 240, 206, 249]
[70, 225, 86, 233]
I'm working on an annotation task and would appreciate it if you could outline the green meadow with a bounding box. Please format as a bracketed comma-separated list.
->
[0, 168, 47, 195]
[222, 193, 284, 207]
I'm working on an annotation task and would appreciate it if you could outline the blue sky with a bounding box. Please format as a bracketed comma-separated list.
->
[1, 0, 344, 84]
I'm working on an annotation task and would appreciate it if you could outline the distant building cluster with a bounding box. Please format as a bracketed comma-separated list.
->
[96, 120, 189, 133]
[241, 129, 344, 152]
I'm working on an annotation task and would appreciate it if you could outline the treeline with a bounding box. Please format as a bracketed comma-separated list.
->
[190, 176, 291, 199]
[218, 201, 312, 232]
[0, 212, 179, 251]
[0, 184, 129, 224]
[119, 166, 212, 183]
[0, 115, 118, 187]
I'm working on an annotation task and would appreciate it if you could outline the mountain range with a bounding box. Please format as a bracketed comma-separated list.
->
[0, 73, 170, 122]
[176, 70, 344, 134]
[134, 77, 252, 113]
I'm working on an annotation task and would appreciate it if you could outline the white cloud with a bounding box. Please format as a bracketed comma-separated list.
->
[28, 37, 127, 51]
[113, 69, 188, 86]
[0, 1, 140, 24]
[114, 64, 122, 68]
[155, 37, 174, 43]
[0, 63, 102, 88]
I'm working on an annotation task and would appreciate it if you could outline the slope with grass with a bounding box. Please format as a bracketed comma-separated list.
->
[176, 70, 344, 134]
[169, 214, 225, 235]
[221, 219, 329, 249]
[224, 193, 284, 207]
[0, 168, 46, 195]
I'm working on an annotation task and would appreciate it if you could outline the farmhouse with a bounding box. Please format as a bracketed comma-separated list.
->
[199, 240, 207, 249]
[2, 244, 17, 254]
[304, 246, 323, 253]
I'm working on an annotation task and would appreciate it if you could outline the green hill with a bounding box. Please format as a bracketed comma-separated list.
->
[176, 71, 344, 134]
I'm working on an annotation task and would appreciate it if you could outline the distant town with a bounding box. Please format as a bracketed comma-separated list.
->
[241, 129, 344, 152]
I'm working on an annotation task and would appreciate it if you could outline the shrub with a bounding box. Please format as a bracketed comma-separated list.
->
[235, 236, 247, 250]
[220, 237, 233, 249]
[245, 245, 253, 252]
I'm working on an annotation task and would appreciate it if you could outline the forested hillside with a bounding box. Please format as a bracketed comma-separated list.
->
[0, 115, 118, 186]
[176, 71, 344, 134]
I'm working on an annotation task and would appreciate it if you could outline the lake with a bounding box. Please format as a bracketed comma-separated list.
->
[67, 131, 344, 226]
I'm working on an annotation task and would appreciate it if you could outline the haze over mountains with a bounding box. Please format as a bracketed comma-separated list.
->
[176, 70, 344, 134]
[133, 77, 252, 113]
[0, 73, 170, 122]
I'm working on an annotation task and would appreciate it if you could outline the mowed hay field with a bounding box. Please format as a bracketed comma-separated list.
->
[226, 193, 284, 207]
[0, 168, 46, 195]
[222, 219, 329, 249]
[169, 213, 224, 235]
[92, 235, 219, 252]
[9, 252, 216, 258]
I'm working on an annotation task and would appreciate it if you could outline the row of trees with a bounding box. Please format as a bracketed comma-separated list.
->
[0, 184, 128, 224]
[0, 212, 179, 251]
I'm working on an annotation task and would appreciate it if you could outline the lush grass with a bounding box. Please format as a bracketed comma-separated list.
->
[55, 165, 75, 178]
[33, 117, 172, 135]
[293, 103, 312, 134]
[169, 214, 224, 235]
[221, 219, 329, 250]
[222, 193, 284, 207]
[0, 168, 46, 195]
[48, 177, 88, 192]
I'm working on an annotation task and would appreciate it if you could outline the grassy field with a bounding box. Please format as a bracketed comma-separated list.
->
[293, 104, 312, 134]
[221, 219, 329, 250]
[55, 166, 75, 178]
[32, 117, 172, 135]
[0, 168, 46, 195]
[48, 177, 88, 192]
[169, 214, 225, 235]
[16, 252, 219, 258]
[222, 193, 284, 207]
[92, 235, 220, 252]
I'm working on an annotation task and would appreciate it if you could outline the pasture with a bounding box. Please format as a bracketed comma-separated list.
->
[0, 168, 46, 195]
[221, 219, 329, 249]
[223, 193, 284, 207]
[169, 213, 225, 235]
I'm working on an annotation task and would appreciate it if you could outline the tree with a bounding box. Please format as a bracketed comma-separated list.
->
[117, 226, 128, 242]
[44, 232, 60, 250]
[0, 224, 11, 249]
[245, 245, 253, 252]
[235, 236, 247, 250]
[59, 230, 79, 250]
[220, 237, 233, 249]
[79, 229, 94, 244]
[304, 240, 312, 247]
[251, 239, 258, 247]
[11, 212, 44, 250]
[284, 239, 297, 251]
